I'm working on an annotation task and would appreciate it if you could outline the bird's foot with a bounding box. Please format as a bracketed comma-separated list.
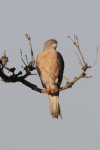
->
[44, 88, 51, 95]
[44, 85, 57, 95]
[44, 85, 51, 95]
[51, 85, 57, 94]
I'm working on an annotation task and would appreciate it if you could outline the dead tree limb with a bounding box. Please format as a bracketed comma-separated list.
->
[0, 35, 98, 94]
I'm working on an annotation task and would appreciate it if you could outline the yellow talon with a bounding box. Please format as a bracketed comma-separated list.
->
[44, 84, 57, 95]
[44, 84, 51, 95]
[51, 85, 56, 94]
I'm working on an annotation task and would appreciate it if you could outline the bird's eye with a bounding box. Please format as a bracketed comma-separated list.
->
[50, 42, 53, 45]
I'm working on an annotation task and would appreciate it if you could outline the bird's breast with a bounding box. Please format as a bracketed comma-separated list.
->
[36, 49, 60, 86]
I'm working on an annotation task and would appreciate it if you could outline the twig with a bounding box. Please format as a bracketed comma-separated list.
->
[20, 49, 27, 66]
[21, 58, 27, 66]
[75, 52, 83, 67]
[83, 76, 92, 78]
[25, 55, 28, 65]
[91, 47, 98, 68]
[25, 34, 34, 64]
[64, 76, 69, 83]
[67, 35, 86, 65]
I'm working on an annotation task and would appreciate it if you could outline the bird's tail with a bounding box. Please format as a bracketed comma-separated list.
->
[48, 95, 62, 119]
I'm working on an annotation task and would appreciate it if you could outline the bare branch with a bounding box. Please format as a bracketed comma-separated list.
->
[83, 76, 92, 78]
[0, 51, 9, 66]
[20, 49, 27, 66]
[25, 55, 28, 65]
[67, 35, 86, 65]
[64, 76, 69, 83]
[20, 47, 36, 74]
[0, 35, 97, 95]
[0, 51, 16, 74]
[75, 52, 83, 67]
[91, 47, 98, 68]
[25, 34, 34, 64]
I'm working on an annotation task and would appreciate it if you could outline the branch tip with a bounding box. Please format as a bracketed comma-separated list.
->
[91, 48, 98, 68]
[25, 34, 28, 39]
[67, 36, 70, 38]
[68, 35, 86, 65]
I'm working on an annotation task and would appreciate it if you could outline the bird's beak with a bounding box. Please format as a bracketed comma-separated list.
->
[54, 43, 57, 47]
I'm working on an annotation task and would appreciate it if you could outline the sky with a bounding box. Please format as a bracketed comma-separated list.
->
[0, 0, 100, 150]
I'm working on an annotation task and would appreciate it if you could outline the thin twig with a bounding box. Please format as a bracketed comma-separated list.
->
[91, 47, 98, 68]
[21, 66, 24, 68]
[74, 35, 86, 65]
[83, 76, 92, 78]
[67, 35, 86, 65]
[21, 58, 27, 66]
[25, 55, 28, 65]
[25, 34, 34, 64]
[20, 49, 27, 66]
[64, 76, 69, 83]
[75, 52, 83, 67]
[20, 49, 22, 57]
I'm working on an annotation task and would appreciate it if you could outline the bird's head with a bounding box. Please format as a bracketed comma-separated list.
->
[44, 39, 57, 50]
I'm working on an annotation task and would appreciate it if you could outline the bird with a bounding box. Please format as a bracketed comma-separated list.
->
[36, 39, 64, 119]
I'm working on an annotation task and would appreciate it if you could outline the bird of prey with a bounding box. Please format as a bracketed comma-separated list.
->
[36, 39, 64, 119]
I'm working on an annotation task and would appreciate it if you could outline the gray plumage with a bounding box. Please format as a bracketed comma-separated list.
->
[44, 39, 57, 50]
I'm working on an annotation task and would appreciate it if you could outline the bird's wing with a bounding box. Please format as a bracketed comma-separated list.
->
[36, 54, 46, 88]
[57, 52, 64, 89]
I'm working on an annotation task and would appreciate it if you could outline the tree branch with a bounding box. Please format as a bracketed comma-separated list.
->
[0, 35, 98, 95]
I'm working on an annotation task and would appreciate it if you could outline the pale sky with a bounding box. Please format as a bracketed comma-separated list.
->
[0, 0, 100, 150]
